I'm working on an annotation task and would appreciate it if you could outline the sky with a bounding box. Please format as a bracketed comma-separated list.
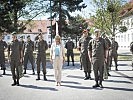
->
[36, 0, 130, 20]
[36, 0, 95, 20]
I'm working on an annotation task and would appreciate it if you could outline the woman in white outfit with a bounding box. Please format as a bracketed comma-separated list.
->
[50, 35, 65, 86]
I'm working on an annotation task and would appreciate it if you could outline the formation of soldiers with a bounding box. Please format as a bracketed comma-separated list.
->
[0, 29, 120, 88]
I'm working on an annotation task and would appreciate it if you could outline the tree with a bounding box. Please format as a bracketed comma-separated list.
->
[46, 0, 87, 37]
[65, 14, 88, 47]
[91, 0, 126, 37]
[0, 0, 48, 34]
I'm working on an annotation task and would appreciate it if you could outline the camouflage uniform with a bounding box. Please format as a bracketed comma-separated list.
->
[89, 37, 108, 86]
[65, 40, 75, 66]
[79, 36, 92, 80]
[0, 39, 7, 75]
[109, 39, 118, 71]
[36, 39, 48, 80]
[23, 40, 35, 74]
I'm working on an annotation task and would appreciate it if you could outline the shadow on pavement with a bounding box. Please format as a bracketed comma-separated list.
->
[110, 75, 133, 79]
[104, 79, 132, 84]
[114, 71, 133, 81]
[66, 75, 84, 79]
[61, 84, 92, 90]
[48, 79, 81, 85]
[19, 84, 58, 91]
[104, 86, 133, 91]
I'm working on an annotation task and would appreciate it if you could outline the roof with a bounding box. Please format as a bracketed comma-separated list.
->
[23, 20, 55, 34]
[120, 1, 133, 18]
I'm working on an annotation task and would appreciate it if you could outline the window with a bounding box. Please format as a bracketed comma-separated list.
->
[7, 36, 10, 40]
[38, 29, 42, 32]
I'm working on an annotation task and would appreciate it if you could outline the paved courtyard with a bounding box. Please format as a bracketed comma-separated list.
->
[0, 60, 133, 100]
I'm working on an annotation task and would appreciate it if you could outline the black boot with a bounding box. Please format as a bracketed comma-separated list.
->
[115, 66, 118, 71]
[92, 81, 99, 88]
[99, 81, 103, 88]
[3, 69, 6, 75]
[84, 72, 88, 80]
[36, 73, 40, 80]
[12, 80, 16, 86]
[32, 69, 35, 75]
[72, 62, 75, 66]
[16, 79, 19, 86]
[43, 74, 47, 81]
[87, 72, 91, 79]
[23, 69, 26, 74]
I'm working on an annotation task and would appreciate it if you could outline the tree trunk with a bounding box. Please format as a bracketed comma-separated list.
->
[58, 0, 62, 37]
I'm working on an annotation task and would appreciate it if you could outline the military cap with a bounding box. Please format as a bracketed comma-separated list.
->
[94, 29, 100, 33]
[27, 35, 30, 38]
[20, 36, 23, 38]
[11, 32, 17, 35]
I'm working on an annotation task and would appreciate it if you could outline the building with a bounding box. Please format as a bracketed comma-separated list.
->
[3, 20, 55, 44]
[115, 1, 133, 50]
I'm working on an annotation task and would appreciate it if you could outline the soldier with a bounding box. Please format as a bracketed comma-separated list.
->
[79, 29, 92, 80]
[23, 35, 35, 75]
[88, 29, 108, 88]
[0, 34, 7, 75]
[65, 37, 75, 66]
[36, 34, 48, 81]
[8, 32, 23, 86]
[130, 42, 133, 70]
[109, 37, 119, 71]
[101, 33, 111, 78]
[20, 36, 25, 63]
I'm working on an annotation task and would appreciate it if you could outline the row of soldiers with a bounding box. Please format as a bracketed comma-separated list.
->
[78, 28, 118, 88]
[0, 33, 48, 86]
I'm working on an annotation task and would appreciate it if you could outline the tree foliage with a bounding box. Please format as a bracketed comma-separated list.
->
[0, 0, 48, 34]
[46, 0, 87, 37]
[91, 0, 126, 36]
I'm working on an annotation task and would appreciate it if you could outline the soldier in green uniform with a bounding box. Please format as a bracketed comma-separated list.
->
[0, 34, 7, 75]
[79, 29, 92, 80]
[130, 42, 133, 70]
[65, 37, 75, 66]
[8, 32, 23, 86]
[101, 33, 111, 78]
[20, 36, 25, 63]
[36, 34, 48, 81]
[89, 29, 108, 88]
[23, 35, 35, 75]
[109, 37, 119, 71]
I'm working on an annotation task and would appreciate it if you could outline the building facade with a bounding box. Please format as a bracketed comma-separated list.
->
[115, 1, 133, 50]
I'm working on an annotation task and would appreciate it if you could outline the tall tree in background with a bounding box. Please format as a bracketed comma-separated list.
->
[91, 0, 126, 37]
[0, 0, 48, 34]
[46, 0, 87, 37]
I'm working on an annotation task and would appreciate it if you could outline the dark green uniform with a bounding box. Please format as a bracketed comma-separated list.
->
[89, 37, 107, 85]
[103, 37, 111, 78]
[130, 42, 133, 70]
[8, 39, 22, 85]
[0, 40, 7, 74]
[23, 40, 35, 74]
[109, 40, 118, 70]
[65, 41, 75, 66]
[36, 40, 48, 80]
[79, 36, 92, 80]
